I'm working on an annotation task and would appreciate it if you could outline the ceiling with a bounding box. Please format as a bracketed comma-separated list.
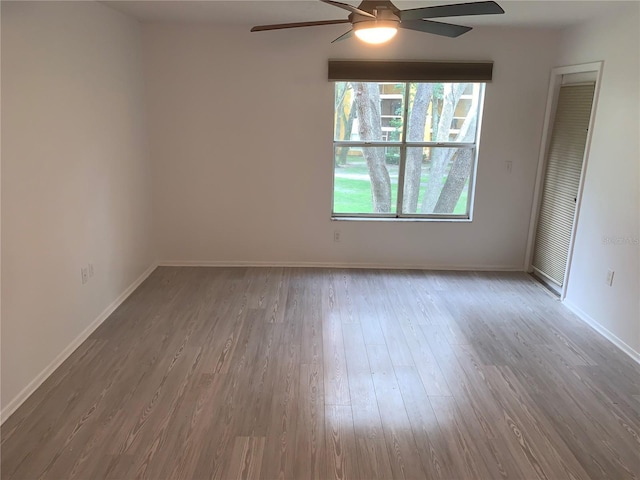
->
[103, 0, 629, 28]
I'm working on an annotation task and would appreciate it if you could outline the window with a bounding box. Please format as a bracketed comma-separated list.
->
[333, 81, 485, 219]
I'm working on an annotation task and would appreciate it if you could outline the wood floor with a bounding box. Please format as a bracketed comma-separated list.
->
[2, 267, 639, 480]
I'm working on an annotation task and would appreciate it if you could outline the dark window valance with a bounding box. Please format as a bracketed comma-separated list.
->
[328, 60, 493, 82]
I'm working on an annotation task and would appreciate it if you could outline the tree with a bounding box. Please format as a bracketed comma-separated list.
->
[420, 83, 468, 213]
[403, 83, 434, 213]
[433, 89, 479, 213]
[353, 82, 392, 213]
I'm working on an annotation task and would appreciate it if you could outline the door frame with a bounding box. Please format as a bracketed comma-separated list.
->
[525, 61, 603, 299]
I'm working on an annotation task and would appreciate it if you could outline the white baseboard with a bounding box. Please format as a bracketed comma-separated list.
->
[1, 262, 158, 424]
[564, 300, 640, 365]
[158, 260, 524, 272]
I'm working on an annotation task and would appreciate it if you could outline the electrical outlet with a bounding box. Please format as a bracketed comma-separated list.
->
[605, 270, 614, 286]
[334, 230, 341, 243]
[81, 267, 89, 285]
[88, 263, 94, 278]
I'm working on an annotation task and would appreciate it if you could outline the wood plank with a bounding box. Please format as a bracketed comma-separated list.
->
[267, 267, 290, 323]
[341, 323, 394, 480]
[394, 366, 455, 480]
[397, 312, 451, 396]
[365, 343, 425, 479]
[354, 273, 387, 345]
[429, 395, 495, 480]
[325, 405, 360, 480]
[225, 436, 265, 480]
[293, 363, 326, 480]
[331, 269, 360, 324]
[368, 275, 414, 367]
[259, 341, 300, 480]
[323, 273, 351, 406]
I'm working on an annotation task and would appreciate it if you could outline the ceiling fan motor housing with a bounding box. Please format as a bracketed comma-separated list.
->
[351, 7, 401, 29]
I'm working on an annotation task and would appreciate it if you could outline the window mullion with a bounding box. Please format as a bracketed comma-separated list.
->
[395, 82, 411, 216]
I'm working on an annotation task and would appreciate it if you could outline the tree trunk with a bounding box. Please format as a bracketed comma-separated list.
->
[353, 82, 391, 213]
[433, 148, 473, 213]
[432, 98, 441, 139]
[420, 83, 467, 213]
[433, 86, 480, 213]
[403, 83, 433, 213]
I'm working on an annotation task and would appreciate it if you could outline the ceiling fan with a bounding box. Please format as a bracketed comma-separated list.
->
[251, 0, 505, 44]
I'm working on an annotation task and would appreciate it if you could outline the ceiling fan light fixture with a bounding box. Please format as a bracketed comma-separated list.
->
[354, 20, 399, 44]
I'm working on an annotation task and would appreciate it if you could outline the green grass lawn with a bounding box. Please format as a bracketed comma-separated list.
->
[333, 160, 468, 215]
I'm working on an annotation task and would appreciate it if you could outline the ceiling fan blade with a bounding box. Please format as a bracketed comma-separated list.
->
[400, 19, 472, 38]
[320, 0, 376, 18]
[400, 1, 504, 21]
[332, 29, 354, 43]
[251, 19, 351, 32]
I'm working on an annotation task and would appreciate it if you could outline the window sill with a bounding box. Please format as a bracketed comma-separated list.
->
[331, 216, 472, 223]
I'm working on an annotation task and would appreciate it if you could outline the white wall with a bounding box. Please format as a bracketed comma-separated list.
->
[556, 4, 640, 355]
[1, 2, 155, 414]
[144, 24, 560, 269]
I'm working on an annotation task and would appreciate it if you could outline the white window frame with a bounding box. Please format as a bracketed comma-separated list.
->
[332, 81, 486, 221]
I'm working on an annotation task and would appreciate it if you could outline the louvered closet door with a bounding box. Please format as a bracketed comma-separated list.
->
[533, 83, 595, 286]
